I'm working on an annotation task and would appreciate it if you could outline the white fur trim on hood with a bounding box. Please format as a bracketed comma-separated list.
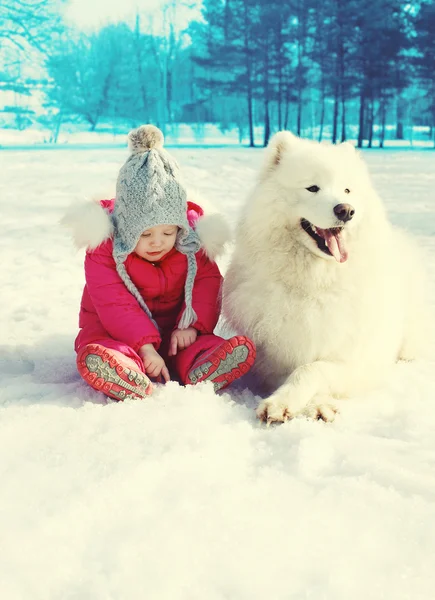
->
[61, 198, 231, 260]
[61, 199, 114, 251]
[195, 213, 231, 260]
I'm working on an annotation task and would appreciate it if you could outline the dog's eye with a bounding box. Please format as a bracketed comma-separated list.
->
[344, 188, 350, 194]
[306, 185, 320, 193]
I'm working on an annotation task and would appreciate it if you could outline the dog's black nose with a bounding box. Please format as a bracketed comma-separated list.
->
[334, 203, 355, 222]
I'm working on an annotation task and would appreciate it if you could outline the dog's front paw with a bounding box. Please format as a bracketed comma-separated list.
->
[256, 397, 338, 425]
[303, 401, 338, 423]
[256, 399, 294, 424]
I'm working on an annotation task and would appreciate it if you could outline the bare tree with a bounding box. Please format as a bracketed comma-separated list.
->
[0, 0, 62, 55]
[146, 0, 184, 130]
[46, 28, 121, 131]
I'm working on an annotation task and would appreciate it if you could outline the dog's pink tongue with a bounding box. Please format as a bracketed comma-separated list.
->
[320, 229, 348, 263]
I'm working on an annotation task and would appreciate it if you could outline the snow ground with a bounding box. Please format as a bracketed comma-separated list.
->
[1, 147, 435, 600]
[1, 124, 433, 148]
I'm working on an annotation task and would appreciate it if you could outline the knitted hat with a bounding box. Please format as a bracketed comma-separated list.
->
[112, 124, 201, 330]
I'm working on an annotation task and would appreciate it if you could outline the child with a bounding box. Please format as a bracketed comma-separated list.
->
[64, 124, 256, 401]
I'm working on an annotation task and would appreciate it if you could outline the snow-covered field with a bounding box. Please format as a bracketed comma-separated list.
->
[1, 146, 435, 600]
[1, 124, 433, 148]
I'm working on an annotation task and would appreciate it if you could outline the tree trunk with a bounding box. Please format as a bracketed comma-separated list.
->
[296, 32, 303, 135]
[277, 60, 283, 130]
[332, 83, 339, 144]
[53, 110, 62, 144]
[237, 122, 244, 144]
[317, 69, 325, 142]
[396, 96, 405, 140]
[337, 3, 346, 142]
[296, 93, 301, 135]
[158, 67, 166, 132]
[263, 37, 271, 146]
[224, 0, 231, 41]
[283, 82, 290, 129]
[247, 92, 254, 147]
[166, 66, 172, 123]
[357, 88, 366, 148]
[318, 94, 325, 142]
[367, 100, 374, 148]
[165, 18, 177, 126]
[264, 100, 270, 146]
[379, 98, 386, 148]
[341, 94, 347, 141]
[243, 0, 255, 147]
[134, 14, 148, 121]
[432, 90, 435, 149]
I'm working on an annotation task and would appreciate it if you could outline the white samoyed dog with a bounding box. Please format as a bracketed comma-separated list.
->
[223, 131, 428, 423]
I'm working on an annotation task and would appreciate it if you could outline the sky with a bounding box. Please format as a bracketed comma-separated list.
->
[64, 0, 202, 32]
[1, 145, 435, 598]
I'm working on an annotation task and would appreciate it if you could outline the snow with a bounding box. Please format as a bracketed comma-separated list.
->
[1, 124, 434, 148]
[1, 146, 435, 599]
[0, 125, 245, 147]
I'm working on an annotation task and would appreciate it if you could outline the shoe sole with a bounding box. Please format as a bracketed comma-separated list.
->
[77, 344, 151, 401]
[187, 336, 256, 391]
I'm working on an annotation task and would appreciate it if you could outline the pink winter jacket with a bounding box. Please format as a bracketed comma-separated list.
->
[75, 200, 223, 353]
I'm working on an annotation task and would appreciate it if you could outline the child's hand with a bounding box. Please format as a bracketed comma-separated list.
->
[169, 327, 198, 356]
[138, 344, 170, 382]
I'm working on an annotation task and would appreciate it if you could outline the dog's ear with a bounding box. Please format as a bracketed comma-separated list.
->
[338, 140, 365, 165]
[338, 141, 356, 154]
[260, 131, 297, 179]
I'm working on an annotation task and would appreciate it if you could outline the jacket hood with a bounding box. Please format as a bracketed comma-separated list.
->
[61, 196, 231, 261]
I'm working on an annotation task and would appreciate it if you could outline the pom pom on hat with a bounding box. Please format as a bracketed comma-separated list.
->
[128, 124, 164, 154]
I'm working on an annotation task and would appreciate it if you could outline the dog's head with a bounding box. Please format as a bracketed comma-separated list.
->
[259, 131, 374, 263]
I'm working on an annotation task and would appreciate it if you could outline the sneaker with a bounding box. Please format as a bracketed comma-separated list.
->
[187, 335, 256, 391]
[77, 344, 152, 401]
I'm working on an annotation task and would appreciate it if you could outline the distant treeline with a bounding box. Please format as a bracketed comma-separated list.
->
[1, 0, 434, 147]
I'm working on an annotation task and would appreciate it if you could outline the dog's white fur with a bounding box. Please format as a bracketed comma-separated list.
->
[61, 191, 231, 259]
[223, 131, 428, 422]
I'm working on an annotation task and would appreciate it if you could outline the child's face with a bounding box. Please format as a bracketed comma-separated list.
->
[134, 224, 178, 261]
